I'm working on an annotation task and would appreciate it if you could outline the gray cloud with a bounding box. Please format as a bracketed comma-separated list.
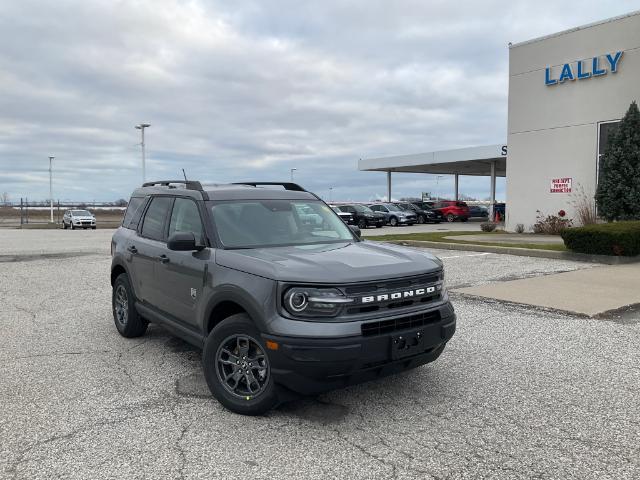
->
[0, 0, 637, 202]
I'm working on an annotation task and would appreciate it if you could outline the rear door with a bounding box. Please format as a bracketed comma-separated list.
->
[155, 197, 209, 327]
[129, 196, 173, 305]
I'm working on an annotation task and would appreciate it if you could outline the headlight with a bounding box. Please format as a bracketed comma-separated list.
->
[283, 287, 353, 318]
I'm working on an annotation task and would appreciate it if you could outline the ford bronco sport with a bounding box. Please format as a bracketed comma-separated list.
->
[110, 180, 456, 415]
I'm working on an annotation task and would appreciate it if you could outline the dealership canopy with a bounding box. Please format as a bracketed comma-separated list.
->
[358, 144, 507, 206]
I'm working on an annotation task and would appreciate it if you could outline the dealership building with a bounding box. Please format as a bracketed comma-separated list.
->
[359, 11, 640, 230]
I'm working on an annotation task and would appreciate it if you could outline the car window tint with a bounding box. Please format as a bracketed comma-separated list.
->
[123, 197, 146, 229]
[141, 197, 172, 241]
[168, 198, 204, 241]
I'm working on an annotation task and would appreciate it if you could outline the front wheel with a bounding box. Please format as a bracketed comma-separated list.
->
[70, 222, 75, 230]
[112, 273, 148, 338]
[203, 314, 278, 415]
[389, 216, 398, 227]
[357, 218, 367, 229]
[417, 215, 425, 224]
[63, 221, 68, 229]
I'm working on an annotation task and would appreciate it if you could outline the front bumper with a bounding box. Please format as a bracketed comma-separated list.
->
[262, 313, 456, 395]
[366, 218, 385, 227]
[397, 216, 416, 224]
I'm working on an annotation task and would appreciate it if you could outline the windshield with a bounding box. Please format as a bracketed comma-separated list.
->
[352, 204, 374, 213]
[210, 200, 355, 249]
[72, 210, 92, 216]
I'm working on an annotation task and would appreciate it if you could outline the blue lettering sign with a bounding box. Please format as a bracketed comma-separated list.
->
[545, 51, 623, 86]
[558, 63, 574, 83]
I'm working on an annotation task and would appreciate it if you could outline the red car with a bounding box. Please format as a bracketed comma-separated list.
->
[431, 200, 470, 222]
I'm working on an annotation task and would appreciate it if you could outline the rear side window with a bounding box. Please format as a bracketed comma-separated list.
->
[168, 198, 204, 241]
[122, 197, 147, 229]
[141, 197, 172, 241]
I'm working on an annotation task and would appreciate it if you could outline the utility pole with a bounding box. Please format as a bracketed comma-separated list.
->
[49, 156, 54, 223]
[435, 175, 444, 200]
[290, 168, 297, 182]
[135, 124, 151, 183]
[329, 187, 333, 203]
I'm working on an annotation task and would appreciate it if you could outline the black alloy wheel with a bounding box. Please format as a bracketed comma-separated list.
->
[216, 335, 270, 399]
[357, 218, 367, 229]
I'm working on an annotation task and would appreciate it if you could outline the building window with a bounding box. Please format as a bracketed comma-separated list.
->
[597, 120, 620, 182]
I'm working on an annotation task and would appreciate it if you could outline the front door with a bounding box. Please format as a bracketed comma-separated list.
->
[155, 197, 208, 328]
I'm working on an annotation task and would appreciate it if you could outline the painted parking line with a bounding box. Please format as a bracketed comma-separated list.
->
[438, 252, 493, 259]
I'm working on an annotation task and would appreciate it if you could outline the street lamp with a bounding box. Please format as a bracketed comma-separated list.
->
[135, 123, 151, 183]
[48, 156, 54, 223]
[329, 187, 333, 203]
[290, 168, 297, 182]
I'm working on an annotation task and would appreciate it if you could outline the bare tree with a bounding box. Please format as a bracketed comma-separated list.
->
[1, 192, 9, 206]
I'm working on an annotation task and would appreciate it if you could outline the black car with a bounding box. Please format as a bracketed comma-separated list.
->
[330, 206, 355, 225]
[411, 202, 444, 222]
[334, 203, 385, 229]
[394, 202, 441, 224]
[110, 180, 455, 415]
[468, 205, 489, 219]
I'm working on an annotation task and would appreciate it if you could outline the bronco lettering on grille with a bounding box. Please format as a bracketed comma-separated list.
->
[361, 286, 436, 304]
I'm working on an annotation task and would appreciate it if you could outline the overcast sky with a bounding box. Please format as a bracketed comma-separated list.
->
[1, 1, 637, 203]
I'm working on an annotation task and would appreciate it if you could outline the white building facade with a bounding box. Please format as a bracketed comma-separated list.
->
[506, 11, 640, 230]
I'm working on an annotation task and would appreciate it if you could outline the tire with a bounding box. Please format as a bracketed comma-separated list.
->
[417, 215, 425, 224]
[203, 314, 278, 415]
[357, 218, 366, 229]
[460, 218, 468, 223]
[112, 273, 148, 338]
[389, 216, 398, 227]
[376, 224, 383, 228]
[446, 214, 455, 223]
[63, 221, 68, 230]
[71, 222, 75, 230]
[92, 226, 96, 230]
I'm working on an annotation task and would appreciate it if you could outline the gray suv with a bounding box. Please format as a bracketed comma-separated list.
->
[110, 180, 456, 415]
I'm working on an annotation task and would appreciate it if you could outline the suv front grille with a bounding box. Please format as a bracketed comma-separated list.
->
[361, 310, 441, 337]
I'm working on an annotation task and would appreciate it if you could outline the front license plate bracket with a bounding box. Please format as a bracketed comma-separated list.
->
[390, 330, 425, 360]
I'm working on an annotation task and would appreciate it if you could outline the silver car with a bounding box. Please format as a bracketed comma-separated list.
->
[63, 209, 96, 230]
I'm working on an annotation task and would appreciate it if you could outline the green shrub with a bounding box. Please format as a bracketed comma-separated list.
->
[561, 221, 640, 256]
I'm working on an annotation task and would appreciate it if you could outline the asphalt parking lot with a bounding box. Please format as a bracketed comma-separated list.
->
[1, 230, 639, 479]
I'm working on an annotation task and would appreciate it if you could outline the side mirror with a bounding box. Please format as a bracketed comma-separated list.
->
[349, 225, 362, 238]
[167, 231, 204, 251]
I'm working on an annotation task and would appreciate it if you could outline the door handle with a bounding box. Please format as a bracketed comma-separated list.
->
[158, 254, 170, 264]
[127, 246, 138, 254]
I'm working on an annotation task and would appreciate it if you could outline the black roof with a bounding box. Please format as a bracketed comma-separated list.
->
[131, 180, 318, 201]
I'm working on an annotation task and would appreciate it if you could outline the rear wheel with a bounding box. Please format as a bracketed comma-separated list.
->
[112, 273, 148, 338]
[446, 214, 455, 223]
[460, 217, 468, 222]
[203, 314, 278, 415]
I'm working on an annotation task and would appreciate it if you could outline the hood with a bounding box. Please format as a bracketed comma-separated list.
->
[215, 241, 442, 283]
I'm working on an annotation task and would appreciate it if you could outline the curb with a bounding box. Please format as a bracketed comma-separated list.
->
[381, 240, 640, 265]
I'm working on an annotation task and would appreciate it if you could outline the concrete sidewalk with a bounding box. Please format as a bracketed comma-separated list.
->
[454, 263, 640, 317]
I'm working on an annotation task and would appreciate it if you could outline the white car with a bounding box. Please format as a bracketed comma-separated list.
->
[62, 209, 96, 230]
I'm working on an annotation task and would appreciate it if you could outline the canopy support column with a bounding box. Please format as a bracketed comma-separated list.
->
[490, 160, 496, 221]
[387, 171, 392, 202]
[454, 174, 459, 201]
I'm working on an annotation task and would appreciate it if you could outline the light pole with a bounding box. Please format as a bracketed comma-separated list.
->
[290, 168, 297, 182]
[48, 156, 54, 223]
[329, 187, 333, 202]
[135, 123, 151, 183]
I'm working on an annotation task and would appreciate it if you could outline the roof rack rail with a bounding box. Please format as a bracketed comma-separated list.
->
[232, 182, 307, 192]
[141, 180, 209, 200]
[142, 180, 203, 190]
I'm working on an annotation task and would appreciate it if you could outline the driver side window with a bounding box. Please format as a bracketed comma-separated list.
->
[168, 198, 204, 242]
